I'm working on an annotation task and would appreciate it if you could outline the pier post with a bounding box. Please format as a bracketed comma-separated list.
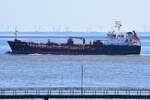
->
[44, 97, 48, 100]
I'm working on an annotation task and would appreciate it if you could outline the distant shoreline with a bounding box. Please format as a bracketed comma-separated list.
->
[0, 36, 105, 38]
[0, 36, 150, 39]
[0, 31, 149, 34]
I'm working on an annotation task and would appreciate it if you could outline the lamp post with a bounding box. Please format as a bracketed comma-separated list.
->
[81, 64, 84, 95]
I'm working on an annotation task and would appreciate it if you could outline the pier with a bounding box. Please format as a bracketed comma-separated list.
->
[0, 87, 150, 99]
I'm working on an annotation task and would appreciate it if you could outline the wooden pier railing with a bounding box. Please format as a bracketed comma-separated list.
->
[0, 87, 150, 99]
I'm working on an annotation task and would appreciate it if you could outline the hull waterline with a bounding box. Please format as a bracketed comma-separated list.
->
[8, 41, 141, 55]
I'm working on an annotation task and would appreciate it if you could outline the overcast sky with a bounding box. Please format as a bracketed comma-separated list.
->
[0, 0, 150, 32]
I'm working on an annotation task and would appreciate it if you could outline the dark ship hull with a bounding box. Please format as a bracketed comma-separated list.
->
[8, 40, 141, 55]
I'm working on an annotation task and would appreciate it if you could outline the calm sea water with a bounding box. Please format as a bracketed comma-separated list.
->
[0, 32, 150, 89]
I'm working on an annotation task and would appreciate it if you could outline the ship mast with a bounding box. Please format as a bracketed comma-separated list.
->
[114, 21, 122, 38]
[15, 30, 18, 40]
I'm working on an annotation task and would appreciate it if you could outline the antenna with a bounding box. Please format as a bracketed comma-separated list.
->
[15, 30, 18, 40]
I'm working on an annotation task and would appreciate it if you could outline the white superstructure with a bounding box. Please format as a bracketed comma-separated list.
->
[105, 21, 141, 46]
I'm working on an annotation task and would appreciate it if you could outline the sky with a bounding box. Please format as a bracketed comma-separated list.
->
[0, 0, 150, 32]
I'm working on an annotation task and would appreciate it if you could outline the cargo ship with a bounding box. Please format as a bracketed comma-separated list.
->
[8, 22, 141, 55]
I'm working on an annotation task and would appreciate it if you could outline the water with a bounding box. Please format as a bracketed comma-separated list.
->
[0, 32, 150, 89]
[0, 55, 150, 88]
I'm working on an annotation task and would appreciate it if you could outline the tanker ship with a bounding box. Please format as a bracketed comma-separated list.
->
[8, 22, 141, 55]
